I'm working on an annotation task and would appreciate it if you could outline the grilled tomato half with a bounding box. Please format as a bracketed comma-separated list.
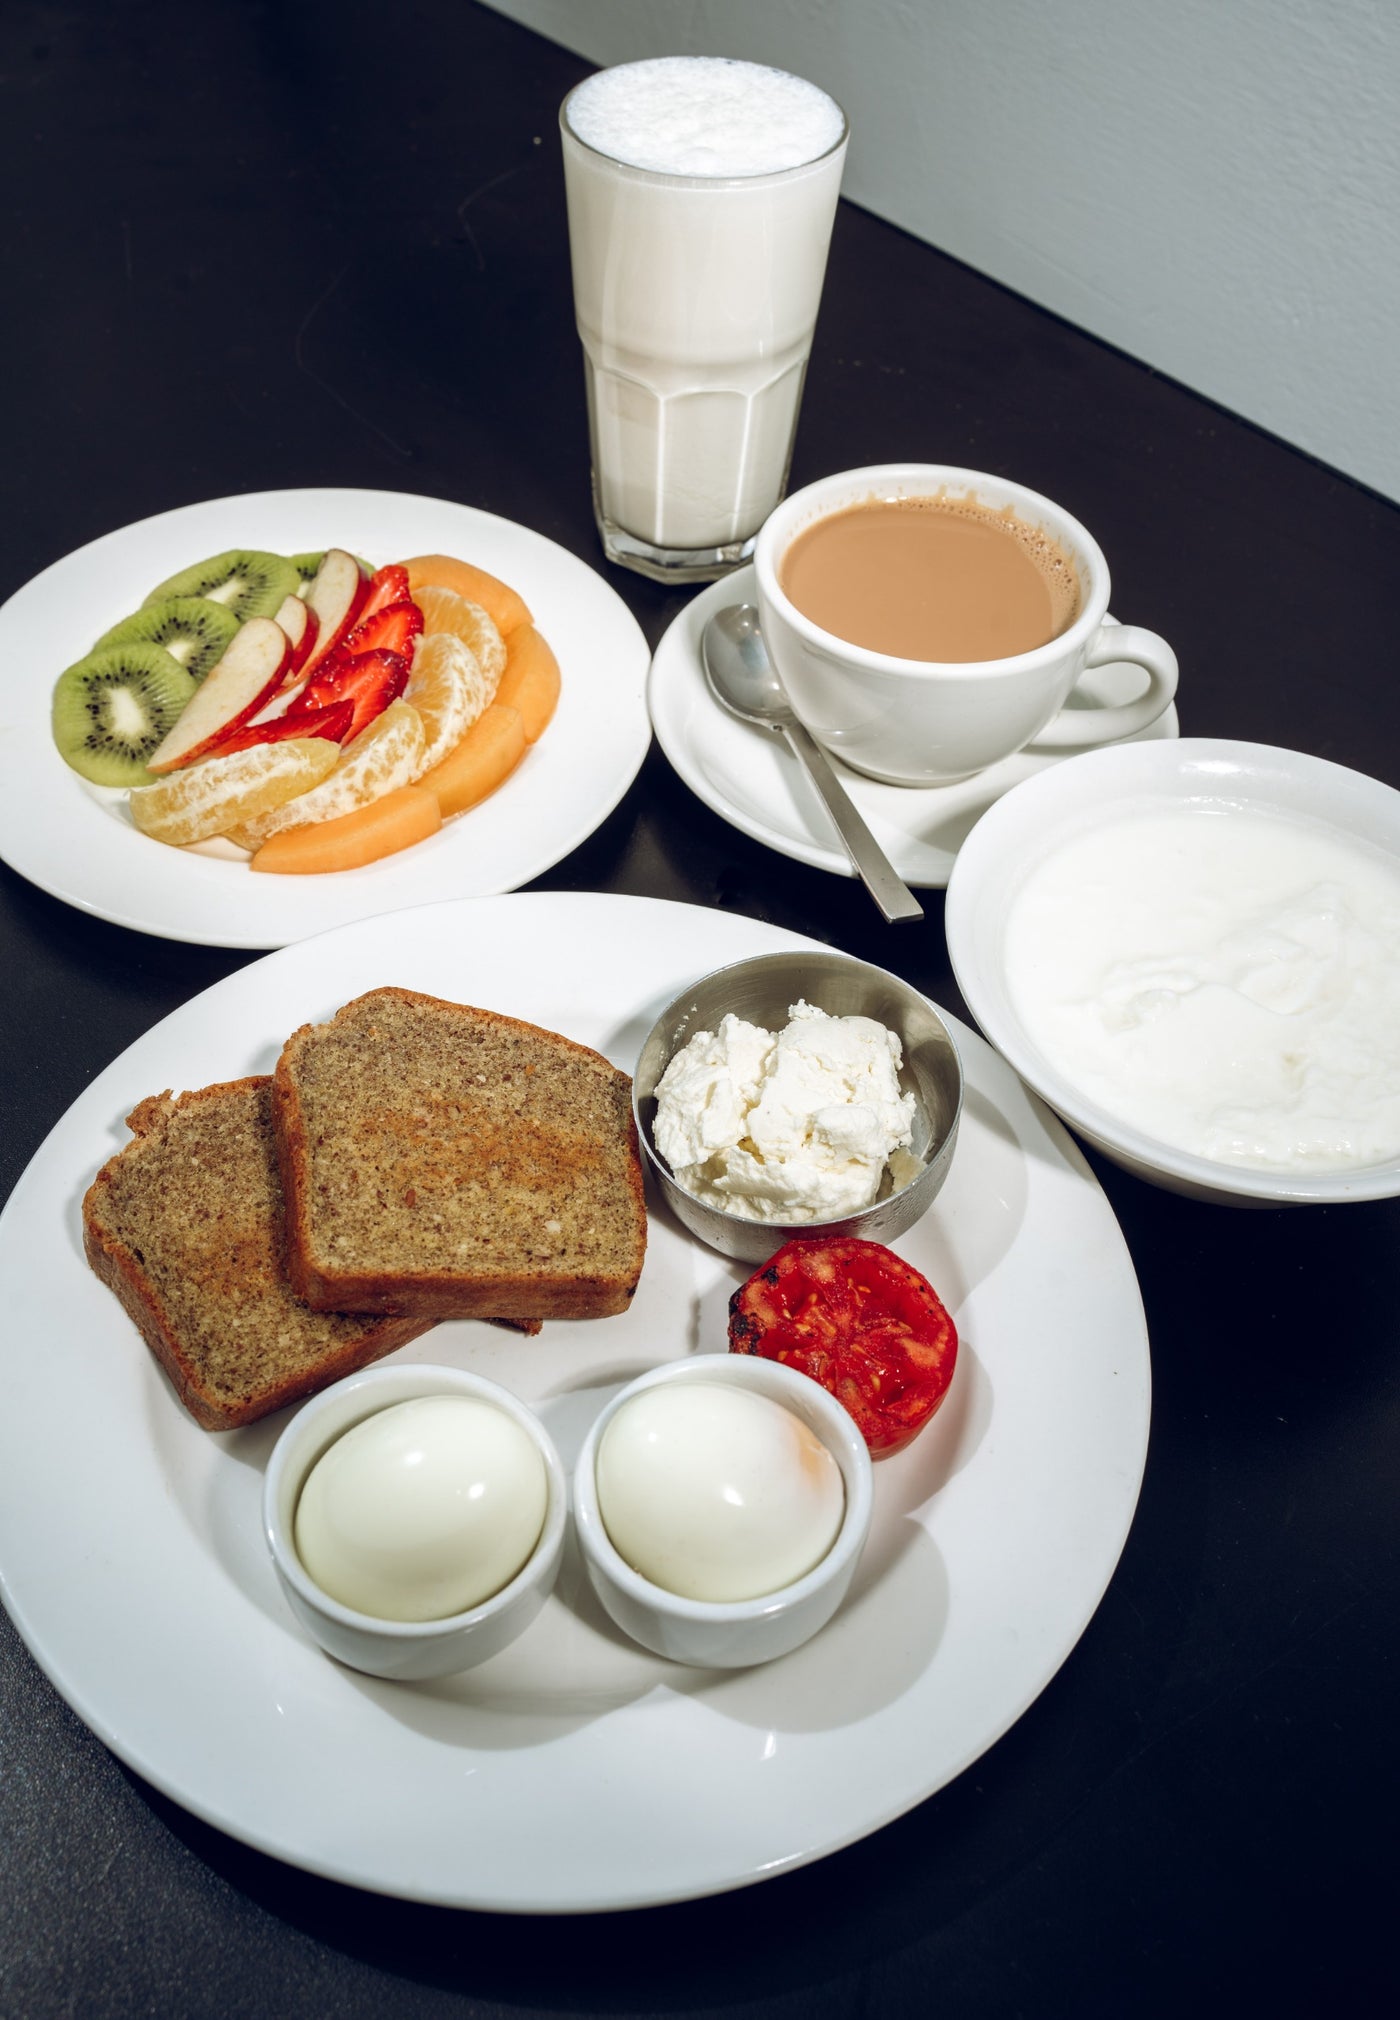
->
[728, 1237, 957, 1457]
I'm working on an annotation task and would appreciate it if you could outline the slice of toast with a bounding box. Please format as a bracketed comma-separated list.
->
[82, 1078, 433, 1430]
[272, 987, 648, 1322]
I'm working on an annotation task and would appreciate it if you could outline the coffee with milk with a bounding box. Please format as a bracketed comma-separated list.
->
[779, 494, 1081, 662]
[755, 464, 1179, 786]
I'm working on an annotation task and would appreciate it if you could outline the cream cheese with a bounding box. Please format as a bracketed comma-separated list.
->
[653, 1000, 918, 1220]
[1004, 805, 1400, 1171]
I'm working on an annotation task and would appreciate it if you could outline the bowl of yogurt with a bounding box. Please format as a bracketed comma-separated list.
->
[573, 1353, 874, 1667]
[263, 1363, 568, 1679]
[945, 738, 1400, 1205]
[632, 949, 963, 1261]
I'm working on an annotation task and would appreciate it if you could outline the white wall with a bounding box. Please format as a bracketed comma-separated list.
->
[489, 0, 1400, 502]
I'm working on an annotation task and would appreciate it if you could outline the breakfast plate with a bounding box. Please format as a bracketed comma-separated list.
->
[0, 893, 1150, 1911]
[0, 489, 651, 948]
[649, 567, 1180, 886]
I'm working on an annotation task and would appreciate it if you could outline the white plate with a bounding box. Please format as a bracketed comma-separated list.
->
[0, 490, 651, 947]
[649, 567, 1180, 887]
[0, 893, 1150, 1912]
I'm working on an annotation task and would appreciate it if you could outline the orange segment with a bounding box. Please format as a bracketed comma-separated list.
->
[419, 703, 527, 817]
[495, 626, 560, 742]
[400, 555, 532, 637]
[227, 700, 426, 850]
[405, 633, 495, 772]
[250, 785, 441, 874]
[129, 738, 340, 846]
[410, 587, 506, 691]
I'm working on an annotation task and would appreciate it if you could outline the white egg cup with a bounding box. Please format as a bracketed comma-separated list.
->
[263, 1362, 567, 1681]
[573, 1354, 874, 1669]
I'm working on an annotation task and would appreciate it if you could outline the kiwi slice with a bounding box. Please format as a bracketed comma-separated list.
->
[290, 550, 376, 591]
[142, 548, 298, 623]
[52, 643, 197, 787]
[94, 596, 239, 684]
[289, 549, 328, 589]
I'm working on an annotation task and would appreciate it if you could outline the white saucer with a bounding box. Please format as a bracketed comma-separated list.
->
[648, 567, 1181, 888]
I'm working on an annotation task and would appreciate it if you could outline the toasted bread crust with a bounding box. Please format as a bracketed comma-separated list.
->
[82, 1078, 432, 1430]
[273, 988, 647, 1320]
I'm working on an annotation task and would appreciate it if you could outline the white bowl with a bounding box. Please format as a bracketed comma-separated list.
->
[945, 738, 1400, 1206]
[573, 1355, 874, 1668]
[263, 1363, 567, 1680]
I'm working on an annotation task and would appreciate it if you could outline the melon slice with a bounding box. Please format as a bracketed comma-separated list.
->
[495, 626, 560, 742]
[419, 703, 527, 817]
[250, 785, 441, 874]
[399, 555, 531, 637]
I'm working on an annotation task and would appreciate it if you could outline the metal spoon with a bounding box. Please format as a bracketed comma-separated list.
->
[701, 604, 924, 924]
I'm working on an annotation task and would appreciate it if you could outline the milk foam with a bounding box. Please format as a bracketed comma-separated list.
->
[566, 56, 844, 178]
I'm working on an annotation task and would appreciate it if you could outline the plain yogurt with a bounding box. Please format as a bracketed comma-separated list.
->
[1003, 804, 1400, 1171]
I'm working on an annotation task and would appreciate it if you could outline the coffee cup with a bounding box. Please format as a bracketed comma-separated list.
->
[753, 464, 1178, 786]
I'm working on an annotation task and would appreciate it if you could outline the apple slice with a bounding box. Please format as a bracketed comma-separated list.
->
[146, 618, 295, 773]
[271, 594, 320, 676]
[298, 550, 368, 681]
[244, 596, 323, 725]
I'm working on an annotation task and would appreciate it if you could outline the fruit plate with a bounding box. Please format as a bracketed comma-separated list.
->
[0, 490, 651, 947]
[0, 893, 1151, 1912]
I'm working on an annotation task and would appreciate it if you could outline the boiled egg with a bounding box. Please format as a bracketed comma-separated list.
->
[294, 1395, 548, 1621]
[595, 1380, 845, 1603]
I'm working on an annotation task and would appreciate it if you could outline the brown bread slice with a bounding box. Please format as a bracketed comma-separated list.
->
[272, 987, 648, 1322]
[82, 1078, 432, 1430]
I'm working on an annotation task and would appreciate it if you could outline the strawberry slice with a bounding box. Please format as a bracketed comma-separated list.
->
[301, 648, 410, 742]
[358, 564, 412, 623]
[202, 698, 355, 759]
[331, 598, 424, 668]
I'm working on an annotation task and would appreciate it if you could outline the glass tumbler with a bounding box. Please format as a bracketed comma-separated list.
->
[560, 60, 848, 584]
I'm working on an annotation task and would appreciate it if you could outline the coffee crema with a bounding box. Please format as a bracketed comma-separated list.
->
[779, 495, 1081, 662]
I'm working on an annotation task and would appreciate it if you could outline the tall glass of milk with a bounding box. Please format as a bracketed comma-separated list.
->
[560, 58, 848, 583]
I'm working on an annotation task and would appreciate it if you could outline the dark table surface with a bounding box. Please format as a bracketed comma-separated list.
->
[3, 3, 1398, 2013]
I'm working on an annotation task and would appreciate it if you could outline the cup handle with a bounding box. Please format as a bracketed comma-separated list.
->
[1030, 623, 1179, 749]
